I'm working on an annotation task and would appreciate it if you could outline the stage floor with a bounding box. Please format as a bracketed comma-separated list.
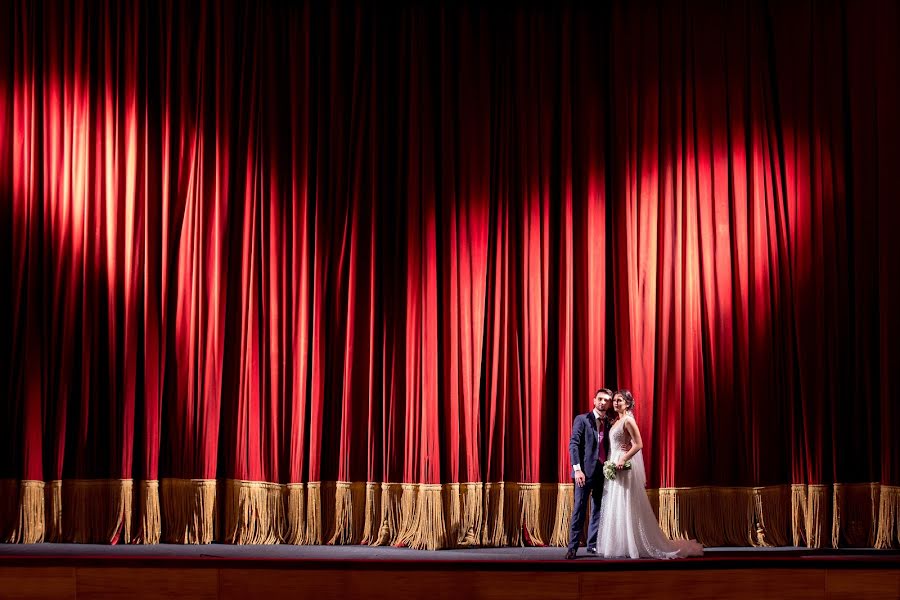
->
[1, 542, 897, 567]
[2, 544, 898, 599]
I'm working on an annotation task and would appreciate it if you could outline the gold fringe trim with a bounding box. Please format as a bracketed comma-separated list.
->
[0, 480, 895, 549]
[160, 478, 216, 544]
[437, 482, 485, 548]
[481, 482, 518, 547]
[659, 487, 718, 544]
[806, 485, 830, 549]
[517, 483, 557, 546]
[360, 482, 381, 545]
[875, 485, 900, 549]
[304, 482, 335, 545]
[443, 484, 462, 548]
[695, 487, 743, 547]
[61, 480, 133, 544]
[549, 484, 573, 547]
[391, 484, 419, 546]
[792, 484, 807, 547]
[792, 484, 830, 549]
[371, 483, 405, 546]
[394, 484, 446, 550]
[45, 480, 63, 543]
[503, 483, 522, 547]
[6, 480, 46, 543]
[283, 483, 306, 545]
[457, 483, 482, 546]
[327, 481, 366, 545]
[134, 480, 161, 544]
[223, 480, 284, 544]
[654, 486, 791, 548]
[750, 486, 790, 547]
[832, 483, 879, 548]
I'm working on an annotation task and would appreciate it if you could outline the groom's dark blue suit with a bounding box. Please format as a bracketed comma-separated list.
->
[567, 411, 610, 554]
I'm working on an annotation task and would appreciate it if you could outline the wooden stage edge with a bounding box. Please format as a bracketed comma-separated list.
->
[0, 551, 899, 599]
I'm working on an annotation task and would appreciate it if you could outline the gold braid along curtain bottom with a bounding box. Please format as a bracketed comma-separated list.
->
[1, 479, 898, 550]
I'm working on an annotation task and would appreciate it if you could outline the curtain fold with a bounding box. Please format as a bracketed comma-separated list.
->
[2, 0, 898, 549]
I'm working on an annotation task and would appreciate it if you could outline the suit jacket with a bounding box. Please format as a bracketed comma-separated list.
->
[568, 411, 609, 479]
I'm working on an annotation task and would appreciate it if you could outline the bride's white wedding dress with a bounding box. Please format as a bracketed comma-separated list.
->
[596, 416, 704, 559]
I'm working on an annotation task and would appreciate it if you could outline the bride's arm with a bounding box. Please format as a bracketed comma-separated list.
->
[616, 418, 643, 468]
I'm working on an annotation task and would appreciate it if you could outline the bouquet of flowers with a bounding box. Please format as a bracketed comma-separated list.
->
[602, 459, 632, 481]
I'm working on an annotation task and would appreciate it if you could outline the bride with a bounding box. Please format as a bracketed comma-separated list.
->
[596, 389, 704, 559]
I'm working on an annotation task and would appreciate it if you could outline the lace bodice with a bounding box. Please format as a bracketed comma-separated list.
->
[608, 418, 632, 459]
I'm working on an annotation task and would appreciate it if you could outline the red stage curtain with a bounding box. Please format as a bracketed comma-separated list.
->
[1, 0, 898, 549]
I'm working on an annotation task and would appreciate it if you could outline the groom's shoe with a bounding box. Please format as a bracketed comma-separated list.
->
[586, 547, 599, 554]
[564, 549, 577, 560]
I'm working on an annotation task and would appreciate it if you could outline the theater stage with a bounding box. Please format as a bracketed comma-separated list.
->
[1, 544, 898, 599]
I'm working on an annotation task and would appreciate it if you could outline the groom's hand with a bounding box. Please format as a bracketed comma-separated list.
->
[574, 471, 586, 487]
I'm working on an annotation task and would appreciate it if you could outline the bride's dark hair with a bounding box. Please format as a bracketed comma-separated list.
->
[614, 389, 635, 412]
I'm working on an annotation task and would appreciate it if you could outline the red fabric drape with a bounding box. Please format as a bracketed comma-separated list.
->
[2, 0, 898, 547]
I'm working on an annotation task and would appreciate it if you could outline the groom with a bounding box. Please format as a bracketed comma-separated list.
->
[565, 388, 613, 559]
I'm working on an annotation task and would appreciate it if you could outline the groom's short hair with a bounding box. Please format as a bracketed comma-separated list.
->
[596, 388, 613, 399]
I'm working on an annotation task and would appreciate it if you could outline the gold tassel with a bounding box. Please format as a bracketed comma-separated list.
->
[223, 480, 283, 544]
[393, 484, 419, 547]
[62, 480, 133, 544]
[282, 483, 306, 544]
[394, 484, 446, 550]
[442, 484, 461, 549]
[658, 488, 675, 540]
[305, 482, 322, 545]
[729, 487, 755, 547]
[518, 483, 557, 546]
[549, 484, 573, 547]
[15, 480, 45, 543]
[305, 481, 337, 545]
[391, 483, 420, 546]
[518, 484, 539, 545]
[360, 482, 381, 544]
[372, 482, 404, 546]
[659, 488, 717, 545]
[160, 478, 217, 544]
[789, 484, 832, 548]
[45, 480, 63, 543]
[504, 482, 523, 546]
[114, 480, 134, 544]
[791, 484, 807, 547]
[875, 485, 900, 549]
[832, 483, 879, 548]
[703, 487, 750, 547]
[481, 482, 508, 547]
[658, 488, 680, 542]
[458, 482, 482, 546]
[693, 488, 720, 546]
[831, 483, 843, 549]
[134, 480, 161, 544]
[792, 483, 824, 547]
[328, 481, 366, 545]
[750, 486, 790, 547]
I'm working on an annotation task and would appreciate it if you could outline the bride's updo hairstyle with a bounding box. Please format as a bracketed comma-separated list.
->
[614, 389, 635, 412]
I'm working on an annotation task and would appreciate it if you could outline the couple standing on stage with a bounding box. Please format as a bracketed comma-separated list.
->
[565, 388, 704, 560]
